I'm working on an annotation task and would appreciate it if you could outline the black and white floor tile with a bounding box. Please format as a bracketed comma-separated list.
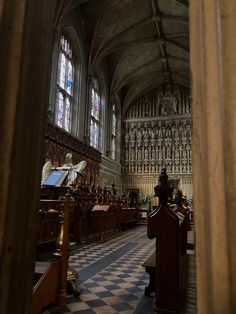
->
[43, 225, 196, 314]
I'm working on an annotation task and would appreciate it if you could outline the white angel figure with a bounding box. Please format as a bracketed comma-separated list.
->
[41, 153, 87, 186]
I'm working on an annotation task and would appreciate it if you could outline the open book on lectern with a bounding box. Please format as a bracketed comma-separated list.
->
[42, 170, 68, 187]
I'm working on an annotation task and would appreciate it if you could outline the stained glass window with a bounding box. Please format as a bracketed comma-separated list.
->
[90, 78, 100, 149]
[111, 103, 117, 160]
[55, 35, 74, 132]
[90, 119, 99, 148]
[112, 104, 116, 136]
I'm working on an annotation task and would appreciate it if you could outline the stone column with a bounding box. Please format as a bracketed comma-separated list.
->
[0, 1, 57, 313]
[190, 1, 236, 313]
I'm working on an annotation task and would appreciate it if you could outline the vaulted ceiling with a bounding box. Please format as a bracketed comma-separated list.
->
[77, 0, 189, 113]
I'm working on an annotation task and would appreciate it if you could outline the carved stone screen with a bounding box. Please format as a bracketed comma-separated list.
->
[122, 84, 192, 197]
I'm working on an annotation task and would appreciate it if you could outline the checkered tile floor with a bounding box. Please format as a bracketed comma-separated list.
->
[43, 225, 196, 314]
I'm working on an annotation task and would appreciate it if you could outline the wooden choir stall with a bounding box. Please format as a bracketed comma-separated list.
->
[32, 194, 75, 314]
[147, 168, 189, 314]
[32, 152, 143, 313]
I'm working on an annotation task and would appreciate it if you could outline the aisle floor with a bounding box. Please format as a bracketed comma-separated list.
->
[44, 225, 196, 314]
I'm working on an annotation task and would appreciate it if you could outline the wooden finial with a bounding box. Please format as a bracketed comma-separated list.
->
[154, 168, 173, 202]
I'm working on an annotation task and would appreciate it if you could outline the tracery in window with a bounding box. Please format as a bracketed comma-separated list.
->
[111, 103, 117, 160]
[55, 35, 74, 132]
[90, 78, 100, 149]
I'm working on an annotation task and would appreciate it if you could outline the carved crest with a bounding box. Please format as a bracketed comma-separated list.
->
[159, 96, 177, 115]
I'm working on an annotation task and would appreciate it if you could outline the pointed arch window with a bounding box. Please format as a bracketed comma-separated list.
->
[111, 103, 117, 160]
[55, 35, 74, 132]
[90, 78, 101, 149]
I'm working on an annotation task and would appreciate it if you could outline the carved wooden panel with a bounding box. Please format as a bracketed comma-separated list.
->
[45, 123, 101, 186]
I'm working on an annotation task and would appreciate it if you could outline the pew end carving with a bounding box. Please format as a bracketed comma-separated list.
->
[147, 169, 188, 313]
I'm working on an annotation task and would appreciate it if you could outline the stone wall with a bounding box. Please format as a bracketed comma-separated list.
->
[99, 156, 122, 194]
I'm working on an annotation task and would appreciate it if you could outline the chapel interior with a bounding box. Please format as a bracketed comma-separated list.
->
[1, 0, 236, 314]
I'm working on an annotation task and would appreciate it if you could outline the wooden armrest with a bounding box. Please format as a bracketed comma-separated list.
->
[142, 251, 156, 267]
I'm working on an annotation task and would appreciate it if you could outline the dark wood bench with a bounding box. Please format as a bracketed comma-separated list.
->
[142, 251, 156, 296]
[142, 250, 188, 298]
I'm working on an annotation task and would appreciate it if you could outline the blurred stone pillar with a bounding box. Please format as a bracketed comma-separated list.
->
[0, 0, 57, 313]
[190, 1, 236, 313]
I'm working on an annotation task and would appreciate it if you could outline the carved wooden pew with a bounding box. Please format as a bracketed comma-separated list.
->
[71, 185, 141, 243]
[119, 207, 140, 229]
[142, 195, 189, 298]
[147, 169, 188, 314]
[173, 190, 190, 255]
[32, 195, 74, 314]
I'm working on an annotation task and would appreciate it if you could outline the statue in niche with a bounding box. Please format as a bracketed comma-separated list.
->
[166, 147, 172, 159]
[157, 128, 162, 137]
[158, 149, 163, 160]
[131, 163, 135, 173]
[151, 147, 156, 160]
[125, 132, 129, 143]
[162, 126, 166, 137]
[151, 161, 156, 173]
[167, 160, 172, 173]
[144, 130, 149, 146]
[186, 124, 191, 138]
[182, 149, 187, 159]
[182, 160, 187, 173]
[174, 159, 180, 173]
[159, 96, 177, 115]
[189, 148, 192, 159]
[166, 127, 171, 138]
[137, 129, 142, 147]
[157, 137, 163, 147]
[174, 129, 180, 146]
[150, 128, 156, 143]
[166, 136, 172, 147]
[174, 128, 179, 138]
[182, 136, 187, 147]
[138, 162, 142, 173]
[144, 148, 148, 160]
[189, 161, 192, 173]
[175, 149, 180, 159]
[130, 148, 135, 160]
[174, 137, 180, 147]
[130, 129, 136, 142]
[144, 160, 149, 173]
[138, 148, 142, 160]
[125, 148, 129, 160]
